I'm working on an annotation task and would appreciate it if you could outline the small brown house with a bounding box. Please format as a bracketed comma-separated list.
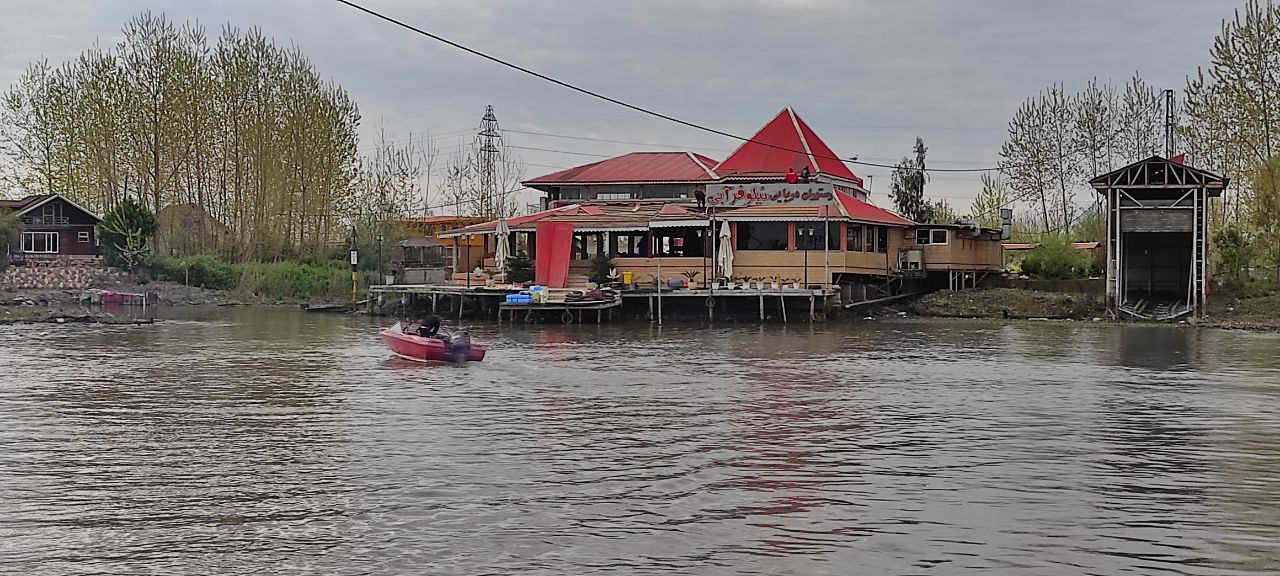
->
[0, 194, 102, 258]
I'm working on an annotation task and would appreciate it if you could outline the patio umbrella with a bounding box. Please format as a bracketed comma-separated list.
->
[494, 219, 510, 274]
[716, 222, 733, 280]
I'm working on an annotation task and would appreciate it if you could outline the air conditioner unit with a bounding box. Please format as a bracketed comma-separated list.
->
[902, 249, 924, 271]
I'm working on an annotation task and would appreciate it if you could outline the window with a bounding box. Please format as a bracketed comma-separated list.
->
[795, 223, 825, 251]
[22, 232, 59, 254]
[78, 231, 91, 243]
[735, 222, 789, 251]
[847, 224, 863, 252]
[915, 228, 950, 245]
[878, 226, 889, 253]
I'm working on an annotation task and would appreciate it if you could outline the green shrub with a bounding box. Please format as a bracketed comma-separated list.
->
[235, 261, 350, 302]
[506, 251, 534, 284]
[587, 251, 614, 285]
[1021, 236, 1092, 280]
[153, 254, 241, 290]
[0, 211, 21, 271]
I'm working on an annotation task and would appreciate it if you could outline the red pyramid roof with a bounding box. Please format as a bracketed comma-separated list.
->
[715, 108, 862, 185]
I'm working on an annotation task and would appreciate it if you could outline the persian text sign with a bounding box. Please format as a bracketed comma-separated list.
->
[705, 183, 833, 208]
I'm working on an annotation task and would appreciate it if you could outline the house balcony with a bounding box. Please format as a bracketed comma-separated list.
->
[21, 216, 72, 228]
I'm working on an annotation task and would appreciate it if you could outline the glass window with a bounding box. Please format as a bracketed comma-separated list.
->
[932, 229, 948, 244]
[795, 223, 825, 251]
[847, 224, 863, 252]
[864, 226, 877, 252]
[78, 231, 90, 243]
[878, 227, 889, 253]
[916, 229, 931, 244]
[735, 222, 789, 251]
[22, 232, 58, 253]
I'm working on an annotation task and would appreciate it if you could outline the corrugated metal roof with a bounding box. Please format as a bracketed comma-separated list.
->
[718, 204, 833, 221]
[524, 152, 721, 185]
[714, 108, 863, 186]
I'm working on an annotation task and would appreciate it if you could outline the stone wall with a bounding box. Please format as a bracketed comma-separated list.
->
[1, 258, 117, 290]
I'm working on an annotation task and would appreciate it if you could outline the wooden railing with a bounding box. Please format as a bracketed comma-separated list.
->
[21, 216, 71, 226]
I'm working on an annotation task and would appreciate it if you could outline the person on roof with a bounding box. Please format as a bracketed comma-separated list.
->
[785, 167, 799, 184]
[800, 166, 811, 183]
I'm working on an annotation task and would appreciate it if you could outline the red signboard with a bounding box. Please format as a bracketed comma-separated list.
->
[705, 183, 834, 208]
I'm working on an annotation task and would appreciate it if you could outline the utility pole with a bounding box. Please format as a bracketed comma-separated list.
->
[349, 226, 358, 305]
[478, 105, 502, 219]
[1164, 89, 1175, 158]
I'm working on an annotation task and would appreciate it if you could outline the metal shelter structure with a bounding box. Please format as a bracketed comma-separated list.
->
[1089, 156, 1227, 320]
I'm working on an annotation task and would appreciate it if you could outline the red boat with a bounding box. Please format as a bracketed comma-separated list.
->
[380, 323, 486, 363]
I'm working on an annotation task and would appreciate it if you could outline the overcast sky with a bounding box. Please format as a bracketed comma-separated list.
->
[0, 0, 1241, 212]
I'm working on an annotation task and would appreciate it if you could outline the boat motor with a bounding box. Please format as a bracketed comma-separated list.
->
[447, 331, 472, 363]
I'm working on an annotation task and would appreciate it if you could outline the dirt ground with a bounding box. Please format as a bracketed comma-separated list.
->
[914, 288, 1106, 320]
[1202, 290, 1280, 331]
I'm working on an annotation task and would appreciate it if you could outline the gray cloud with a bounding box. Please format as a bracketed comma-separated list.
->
[1, 0, 1242, 211]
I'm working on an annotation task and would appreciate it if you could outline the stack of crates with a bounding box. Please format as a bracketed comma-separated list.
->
[505, 285, 547, 305]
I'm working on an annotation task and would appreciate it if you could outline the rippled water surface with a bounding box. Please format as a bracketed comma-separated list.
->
[3, 308, 1280, 575]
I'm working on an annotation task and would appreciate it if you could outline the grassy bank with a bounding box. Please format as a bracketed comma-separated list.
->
[150, 255, 364, 303]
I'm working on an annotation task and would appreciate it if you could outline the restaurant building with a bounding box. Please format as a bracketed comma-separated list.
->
[440, 108, 1003, 294]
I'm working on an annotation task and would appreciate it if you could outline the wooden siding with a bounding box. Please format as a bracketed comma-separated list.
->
[1120, 209, 1194, 233]
[918, 236, 1003, 271]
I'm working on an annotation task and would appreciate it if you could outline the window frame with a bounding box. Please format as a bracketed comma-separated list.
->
[22, 231, 60, 254]
[915, 228, 950, 245]
[78, 231, 91, 243]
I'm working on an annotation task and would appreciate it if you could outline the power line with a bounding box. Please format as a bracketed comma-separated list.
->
[503, 129, 737, 153]
[331, 0, 1013, 174]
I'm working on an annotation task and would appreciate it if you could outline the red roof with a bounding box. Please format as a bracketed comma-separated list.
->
[835, 191, 915, 227]
[524, 152, 719, 185]
[0, 194, 52, 212]
[715, 108, 863, 186]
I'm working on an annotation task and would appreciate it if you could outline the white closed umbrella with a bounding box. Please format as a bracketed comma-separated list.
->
[494, 219, 510, 274]
[716, 222, 734, 280]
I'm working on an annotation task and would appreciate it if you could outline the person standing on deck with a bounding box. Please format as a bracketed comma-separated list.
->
[785, 167, 799, 184]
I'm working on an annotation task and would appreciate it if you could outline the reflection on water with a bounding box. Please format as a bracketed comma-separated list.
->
[2, 310, 1280, 575]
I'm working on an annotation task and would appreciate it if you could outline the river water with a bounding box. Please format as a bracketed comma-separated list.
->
[2, 308, 1279, 575]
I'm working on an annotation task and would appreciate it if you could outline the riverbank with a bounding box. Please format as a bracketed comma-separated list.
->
[0, 306, 153, 325]
[1203, 293, 1280, 332]
[914, 288, 1105, 320]
[914, 287, 1280, 332]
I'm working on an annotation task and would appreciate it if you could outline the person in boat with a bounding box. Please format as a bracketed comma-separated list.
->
[405, 314, 442, 338]
[417, 314, 442, 338]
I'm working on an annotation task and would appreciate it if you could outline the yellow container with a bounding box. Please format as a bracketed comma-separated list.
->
[622, 271, 634, 285]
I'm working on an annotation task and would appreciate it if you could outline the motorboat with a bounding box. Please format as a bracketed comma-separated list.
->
[380, 322, 486, 363]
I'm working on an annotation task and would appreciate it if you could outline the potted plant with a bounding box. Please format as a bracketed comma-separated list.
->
[769, 275, 781, 290]
[711, 276, 724, 290]
[588, 252, 615, 288]
[725, 276, 738, 290]
[682, 270, 700, 289]
[643, 274, 658, 292]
